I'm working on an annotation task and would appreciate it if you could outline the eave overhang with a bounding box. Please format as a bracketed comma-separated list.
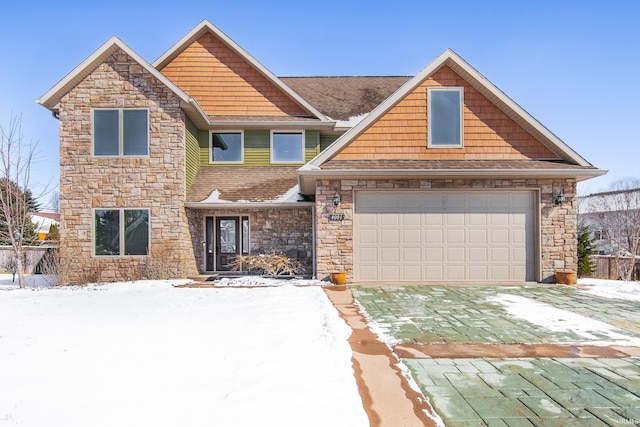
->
[297, 167, 607, 195]
[185, 201, 314, 209]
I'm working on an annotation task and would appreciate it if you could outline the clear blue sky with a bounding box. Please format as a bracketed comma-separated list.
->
[1, 0, 638, 207]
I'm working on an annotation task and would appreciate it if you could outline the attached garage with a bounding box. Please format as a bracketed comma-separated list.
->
[353, 190, 538, 283]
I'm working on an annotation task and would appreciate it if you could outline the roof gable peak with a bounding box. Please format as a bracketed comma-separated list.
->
[153, 20, 328, 121]
[307, 49, 592, 168]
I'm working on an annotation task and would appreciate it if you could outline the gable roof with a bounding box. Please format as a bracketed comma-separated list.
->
[36, 37, 210, 128]
[305, 49, 596, 169]
[153, 20, 329, 122]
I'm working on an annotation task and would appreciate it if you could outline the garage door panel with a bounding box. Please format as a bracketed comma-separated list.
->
[447, 229, 465, 244]
[424, 213, 443, 225]
[426, 247, 443, 262]
[380, 265, 400, 281]
[425, 229, 443, 244]
[359, 247, 378, 262]
[469, 265, 488, 280]
[381, 229, 399, 244]
[381, 214, 400, 226]
[402, 247, 421, 262]
[380, 247, 399, 262]
[469, 229, 487, 243]
[403, 229, 422, 244]
[402, 265, 422, 281]
[447, 265, 465, 280]
[469, 247, 488, 262]
[447, 247, 465, 262]
[491, 229, 509, 244]
[354, 191, 536, 282]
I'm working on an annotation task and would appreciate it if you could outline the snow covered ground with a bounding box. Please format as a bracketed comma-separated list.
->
[578, 277, 640, 301]
[0, 278, 368, 427]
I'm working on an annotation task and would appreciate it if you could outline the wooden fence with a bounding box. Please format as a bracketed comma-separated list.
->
[590, 255, 640, 281]
[0, 246, 56, 274]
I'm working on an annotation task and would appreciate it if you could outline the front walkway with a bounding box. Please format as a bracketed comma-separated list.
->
[351, 285, 640, 426]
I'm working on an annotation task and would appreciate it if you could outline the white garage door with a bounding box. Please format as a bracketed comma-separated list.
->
[354, 191, 536, 282]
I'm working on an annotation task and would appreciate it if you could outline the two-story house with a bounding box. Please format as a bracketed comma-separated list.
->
[38, 20, 605, 284]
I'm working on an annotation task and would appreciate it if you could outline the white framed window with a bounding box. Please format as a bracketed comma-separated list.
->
[593, 230, 605, 241]
[93, 208, 150, 256]
[211, 131, 244, 163]
[428, 87, 463, 148]
[92, 109, 149, 156]
[270, 131, 304, 163]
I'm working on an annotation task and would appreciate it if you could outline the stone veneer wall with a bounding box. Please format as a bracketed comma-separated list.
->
[315, 178, 577, 283]
[58, 49, 198, 283]
[187, 207, 314, 274]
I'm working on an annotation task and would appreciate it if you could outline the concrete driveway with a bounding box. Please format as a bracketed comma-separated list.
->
[351, 285, 640, 426]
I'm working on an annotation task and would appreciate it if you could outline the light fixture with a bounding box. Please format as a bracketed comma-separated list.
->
[553, 188, 565, 206]
[333, 191, 341, 207]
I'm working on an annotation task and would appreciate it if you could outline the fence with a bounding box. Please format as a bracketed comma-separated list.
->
[590, 255, 640, 281]
[0, 246, 55, 274]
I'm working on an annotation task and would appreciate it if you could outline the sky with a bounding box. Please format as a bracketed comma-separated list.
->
[1, 0, 638, 208]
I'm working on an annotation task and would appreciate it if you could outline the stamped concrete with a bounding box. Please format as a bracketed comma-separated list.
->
[350, 285, 640, 426]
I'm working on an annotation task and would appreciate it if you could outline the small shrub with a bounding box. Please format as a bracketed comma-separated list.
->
[139, 242, 183, 280]
[227, 252, 304, 276]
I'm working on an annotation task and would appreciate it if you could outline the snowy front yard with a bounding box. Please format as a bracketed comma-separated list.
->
[0, 279, 368, 427]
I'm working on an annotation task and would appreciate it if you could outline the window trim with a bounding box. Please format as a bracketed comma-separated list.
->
[91, 108, 150, 157]
[92, 208, 151, 258]
[270, 130, 305, 164]
[427, 87, 464, 148]
[209, 130, 244, 164]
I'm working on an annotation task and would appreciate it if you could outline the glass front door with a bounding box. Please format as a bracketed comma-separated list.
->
[216, 217, 239, 271]
[205, 216, 249, 271]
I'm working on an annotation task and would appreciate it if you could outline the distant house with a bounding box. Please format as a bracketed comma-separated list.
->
[27, 212, 61, 242]
[37, 20, 605, 284]
[578, 187, 640, 279]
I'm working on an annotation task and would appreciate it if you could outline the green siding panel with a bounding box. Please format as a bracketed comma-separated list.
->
[305, 130, 320, 161]
[320, 134, 340, 152]
[199, 129, 319, 167]
[185, 116, 201, 193]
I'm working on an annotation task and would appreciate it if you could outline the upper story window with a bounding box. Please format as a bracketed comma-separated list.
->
[93, 109, 149, 156]
[211, 131, 244, 163]
[271, 131, 304, 163]
[94, 208, 149, 256]
[428, 87, 463, 148]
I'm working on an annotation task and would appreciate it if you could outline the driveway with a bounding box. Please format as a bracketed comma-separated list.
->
[351, 285, 640, 426]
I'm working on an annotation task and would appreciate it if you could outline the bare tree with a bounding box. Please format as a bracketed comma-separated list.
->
[585, 177, 640, 281]
[0, 116, 41, 288]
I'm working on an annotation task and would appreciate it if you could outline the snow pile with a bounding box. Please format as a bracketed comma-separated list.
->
[488, 294, 640, 346]
[0, 281, 368, 427]
[212, 275, 324, 287]
[577, 278, 640, 301]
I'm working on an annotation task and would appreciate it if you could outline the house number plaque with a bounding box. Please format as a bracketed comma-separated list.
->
[328, 214, 344, 221]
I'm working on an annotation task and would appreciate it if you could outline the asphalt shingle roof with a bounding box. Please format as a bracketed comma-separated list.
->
[280, 76, 411, 120]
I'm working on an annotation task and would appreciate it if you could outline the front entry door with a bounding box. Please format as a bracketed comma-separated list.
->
[216, 217, 240, 271]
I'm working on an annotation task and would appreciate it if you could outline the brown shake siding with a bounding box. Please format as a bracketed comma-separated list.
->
[159, 33, 308, 117]
[335, 66, 559, 161]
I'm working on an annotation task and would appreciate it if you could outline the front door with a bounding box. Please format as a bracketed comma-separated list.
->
[216, 217, 240, 271]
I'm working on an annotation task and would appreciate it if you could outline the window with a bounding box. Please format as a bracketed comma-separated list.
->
[94, 209, 149, 256]
[593, 230, 605, 241]
[211, 131, 243, 163]
[428, 87, 463, 148]
[271, 131, 304, 163]
[93, 109, 149, 156]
